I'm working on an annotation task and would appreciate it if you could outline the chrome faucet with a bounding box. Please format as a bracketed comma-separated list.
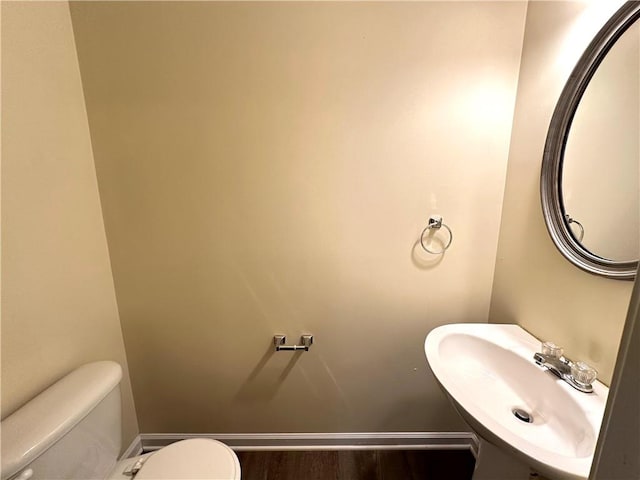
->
[533, 351, 572, 377]
[533, 342, 597, 393]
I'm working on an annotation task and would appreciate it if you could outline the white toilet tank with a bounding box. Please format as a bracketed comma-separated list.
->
[1, 361, 124, 480]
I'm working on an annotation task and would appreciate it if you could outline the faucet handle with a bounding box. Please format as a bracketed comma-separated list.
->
[541, 341, 563, 358]
[571, 361, 598, 387]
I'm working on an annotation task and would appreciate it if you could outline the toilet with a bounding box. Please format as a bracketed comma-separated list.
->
[0, 361, 241, 480]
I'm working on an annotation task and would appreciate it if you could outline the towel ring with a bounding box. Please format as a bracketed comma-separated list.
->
[420, 215, 453, 255]
[565, 214, 584, 242]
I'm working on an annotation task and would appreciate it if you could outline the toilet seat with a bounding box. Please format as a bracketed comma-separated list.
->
[134, 438, 240, 479]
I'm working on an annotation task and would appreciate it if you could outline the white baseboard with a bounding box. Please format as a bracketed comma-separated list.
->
[137, 432, 479, 457]
[121, 435, 143, 459]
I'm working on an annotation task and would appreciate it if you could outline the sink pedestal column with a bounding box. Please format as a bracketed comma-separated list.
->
[473, 439, 532, 480]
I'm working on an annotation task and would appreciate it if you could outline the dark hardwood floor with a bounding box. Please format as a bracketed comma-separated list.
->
[236, 449, 475, 480]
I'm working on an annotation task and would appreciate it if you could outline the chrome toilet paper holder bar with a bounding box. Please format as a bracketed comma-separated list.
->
[274, 335, 314, 351]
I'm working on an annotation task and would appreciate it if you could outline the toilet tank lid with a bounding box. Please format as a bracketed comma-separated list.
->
[1, 361, 122, 480]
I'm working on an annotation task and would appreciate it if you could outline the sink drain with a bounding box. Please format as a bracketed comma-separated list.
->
[512, 408, 533, 423]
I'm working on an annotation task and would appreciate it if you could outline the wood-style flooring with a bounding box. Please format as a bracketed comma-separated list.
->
[236, 449, 475, 480]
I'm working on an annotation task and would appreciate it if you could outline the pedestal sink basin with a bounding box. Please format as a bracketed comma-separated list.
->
[425, 323, 608, 480]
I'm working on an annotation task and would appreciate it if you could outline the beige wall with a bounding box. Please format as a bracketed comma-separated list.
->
[590, 267, 640, 479]
[70, 1, 527, 433]
[1, 1, 138, 447]
[490, 0, 634, 385]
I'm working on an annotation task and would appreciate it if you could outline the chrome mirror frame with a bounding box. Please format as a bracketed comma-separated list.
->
[541, 1, 640, 280]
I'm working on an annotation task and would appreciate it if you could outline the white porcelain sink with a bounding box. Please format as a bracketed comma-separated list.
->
[425, 323, 608, 480]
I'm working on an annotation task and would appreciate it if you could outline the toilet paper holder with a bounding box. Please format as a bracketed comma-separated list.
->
[274, 334, 314, 352]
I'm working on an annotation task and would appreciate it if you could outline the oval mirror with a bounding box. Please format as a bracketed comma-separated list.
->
[541, 1, 640, 280]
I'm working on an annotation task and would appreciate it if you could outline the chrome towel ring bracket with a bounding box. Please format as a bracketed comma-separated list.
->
[420, 215, 453, 255]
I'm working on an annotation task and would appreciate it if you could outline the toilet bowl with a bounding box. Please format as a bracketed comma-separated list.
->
[0, 362, 241, 480]
[109, 439, 241, 480]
